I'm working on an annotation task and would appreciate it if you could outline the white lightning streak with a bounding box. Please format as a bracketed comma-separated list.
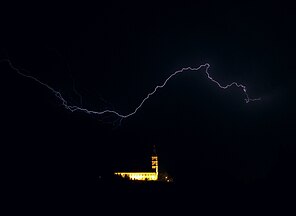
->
[3, 59, 260, 121]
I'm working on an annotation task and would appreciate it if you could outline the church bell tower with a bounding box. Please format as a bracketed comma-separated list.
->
[151, 145, 158, 175]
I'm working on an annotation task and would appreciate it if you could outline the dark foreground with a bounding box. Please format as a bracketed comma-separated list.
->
[93, 175, 295, 214]
[7, 174, 294, 214]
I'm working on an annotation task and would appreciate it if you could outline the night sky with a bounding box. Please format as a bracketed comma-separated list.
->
[2, 1, 296, 212]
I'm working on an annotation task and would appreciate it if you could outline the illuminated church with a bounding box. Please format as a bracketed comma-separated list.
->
[114, 146, 158, 181]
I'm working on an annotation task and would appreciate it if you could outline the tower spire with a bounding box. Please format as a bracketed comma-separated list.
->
[152, 144, 157, 155]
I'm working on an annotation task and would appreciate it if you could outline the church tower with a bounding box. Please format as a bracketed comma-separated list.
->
[151, 145, 158, 176]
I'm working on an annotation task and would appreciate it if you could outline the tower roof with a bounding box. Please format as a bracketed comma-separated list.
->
[152, 145, 157, 156]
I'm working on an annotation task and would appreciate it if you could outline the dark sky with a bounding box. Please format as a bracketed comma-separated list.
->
[1, 1, 296, 203]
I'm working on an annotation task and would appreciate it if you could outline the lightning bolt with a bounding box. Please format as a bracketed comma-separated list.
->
[2, 59, 260, 123]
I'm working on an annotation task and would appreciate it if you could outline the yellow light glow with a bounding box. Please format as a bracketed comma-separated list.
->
[114, 172, 158, 181]
[114, 148, 158, 181]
